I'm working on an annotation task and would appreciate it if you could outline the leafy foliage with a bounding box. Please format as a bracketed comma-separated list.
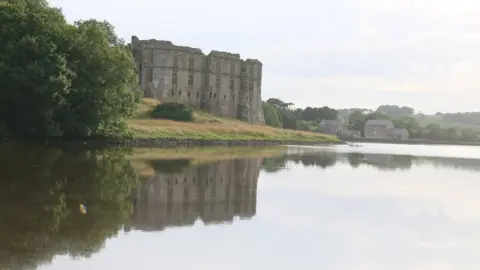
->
[264, 98, 338, 131]
[0, 0, 140, 139]
[376, 105, 414, 117]
[262, 102, 282, 128]
[151, 102, 194, 122]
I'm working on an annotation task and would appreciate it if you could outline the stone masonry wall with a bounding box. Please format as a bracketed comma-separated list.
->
[131, 36, 264, 124]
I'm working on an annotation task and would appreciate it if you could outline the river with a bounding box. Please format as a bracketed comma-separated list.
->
[1, 143, 480, 270]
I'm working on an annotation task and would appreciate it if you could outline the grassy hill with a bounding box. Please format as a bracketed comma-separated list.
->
[126, 99, 339, 143]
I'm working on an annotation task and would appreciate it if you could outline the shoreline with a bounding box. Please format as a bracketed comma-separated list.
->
[0, 137, 346, 148]
[345, 138, 480, 147]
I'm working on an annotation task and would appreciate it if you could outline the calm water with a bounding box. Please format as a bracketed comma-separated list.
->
[2, 143, 480, 270]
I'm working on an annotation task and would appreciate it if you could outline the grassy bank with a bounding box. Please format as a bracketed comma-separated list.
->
[127, 99, 340, 143]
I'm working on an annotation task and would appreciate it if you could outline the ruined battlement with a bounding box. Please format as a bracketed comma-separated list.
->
[208, 50, 241, 60]
[245, 58, 262, 64]
[131, 36, 203, 54]
[132, 36, 265, 124]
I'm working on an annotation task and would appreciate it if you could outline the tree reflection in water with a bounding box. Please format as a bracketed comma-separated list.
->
[0, 144, 138, 269]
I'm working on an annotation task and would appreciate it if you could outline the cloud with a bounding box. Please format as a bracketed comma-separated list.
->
[47, 0, 480, 112]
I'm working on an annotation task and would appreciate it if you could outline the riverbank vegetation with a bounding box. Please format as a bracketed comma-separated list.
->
[0, 0, 140, 139]
[348, 110, 480, 142]
[128, 99, 339, 142]
[262, 97, 480, 142]
[0, 0, 337, 144]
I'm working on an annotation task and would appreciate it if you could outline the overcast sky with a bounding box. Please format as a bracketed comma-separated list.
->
[48, 0, 480, 113]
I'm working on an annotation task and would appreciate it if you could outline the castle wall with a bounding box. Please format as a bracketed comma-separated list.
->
[131, 36, 264, 124]
[131, 158, 261, 231]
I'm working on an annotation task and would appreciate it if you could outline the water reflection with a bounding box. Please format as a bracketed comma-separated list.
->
[0, 144, 137, 270]
[130, 158, 260, 232]
[262, 151, 480, 172]
[3, 144, 480, 269]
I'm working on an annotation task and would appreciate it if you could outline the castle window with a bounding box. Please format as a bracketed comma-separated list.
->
[230, 76, 234, 90]
[173, 55, 179, 68]
[209, 92, 212, 98]
[213, 93, 216, 99]
[149, 49, 154, 63]
[216, 60, 221, 73]
[224, 95, 226, 100]
[215, 75, 220, 90]
[188, 73, 193, 86]
[146, 68, 153, 82]
[232, 95, 235, 100]
[197, 92, 200, 99]
[178, 90, 182, 96]
[172, 72, 177, 85]
[241, 66, 246, 73]
[188, 92, 191, 98]
[231, 63, 236, 74]
[189, 55, 194, 70]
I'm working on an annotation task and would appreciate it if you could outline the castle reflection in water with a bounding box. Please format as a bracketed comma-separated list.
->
[130, 158, 261, 231]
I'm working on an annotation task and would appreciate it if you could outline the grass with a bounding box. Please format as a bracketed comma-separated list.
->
[127, 98, 340, 143]
[129, 146, 287, 177]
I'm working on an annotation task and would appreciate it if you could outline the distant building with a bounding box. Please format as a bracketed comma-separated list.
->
[319, 120, 344, 135]
[390, 128, 409, 140]
[364, 119, 395, 139]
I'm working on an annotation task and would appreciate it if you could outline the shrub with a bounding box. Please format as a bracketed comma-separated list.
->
[151, 103, 194, 122]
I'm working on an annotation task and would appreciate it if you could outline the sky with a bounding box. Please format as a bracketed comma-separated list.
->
[47, 0, 480, 114]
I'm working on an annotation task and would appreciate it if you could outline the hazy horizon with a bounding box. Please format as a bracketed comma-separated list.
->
[48, 0, 480, 114]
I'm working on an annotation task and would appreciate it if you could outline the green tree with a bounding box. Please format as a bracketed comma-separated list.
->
[425, 123, 443, 140]
[279, 109, 297, 130]
[392, 117, 421, 137]
[459, 128, 478, 141]
[443, 127, 458, 141]
[0, 0, 140, 139]
[262, 102, 282, 128]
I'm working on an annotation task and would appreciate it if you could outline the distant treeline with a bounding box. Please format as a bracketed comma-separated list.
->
[263, 98, 480, 142]
[436, 112, 480, 126]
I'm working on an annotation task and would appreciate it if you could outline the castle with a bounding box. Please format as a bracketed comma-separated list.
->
[131, 36, 265, 124]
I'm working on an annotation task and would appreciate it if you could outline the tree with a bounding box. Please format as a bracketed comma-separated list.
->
[279, 109, 297, 129]
[262, 102, 282, 128]
[376, 105, 414, 117]
[425, 123, 443, 140]
[459, 128, 478, 141]
[0, 0, 140, 139]
[392, 117, 421, 137]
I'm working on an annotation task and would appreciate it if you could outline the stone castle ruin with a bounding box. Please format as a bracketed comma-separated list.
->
[131, 36, 265, 124]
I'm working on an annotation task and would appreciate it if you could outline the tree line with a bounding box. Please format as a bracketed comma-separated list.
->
[263, 97, 480, 142]
[0, 0, 140, 139]
[262, 98, 338, 131]
[348, 111, 479, 142]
